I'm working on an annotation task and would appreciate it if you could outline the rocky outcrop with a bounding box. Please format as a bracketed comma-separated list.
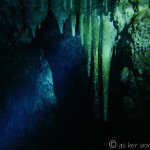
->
[119, 5, 150, 120]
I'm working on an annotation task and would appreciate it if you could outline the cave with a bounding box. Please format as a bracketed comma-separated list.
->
[0, 0, 150, 149]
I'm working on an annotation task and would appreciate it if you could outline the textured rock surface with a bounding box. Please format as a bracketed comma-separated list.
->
[114, 0, 135, 32]
[117, 5, 150, 120]
[0, 1, 56, 149]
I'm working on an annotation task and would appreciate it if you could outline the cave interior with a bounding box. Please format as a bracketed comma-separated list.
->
[0, 0, 150, 149]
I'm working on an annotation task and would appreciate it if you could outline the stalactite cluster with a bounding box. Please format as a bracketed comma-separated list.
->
[78, 0, 117, 121]
[51, 0, 150, 121]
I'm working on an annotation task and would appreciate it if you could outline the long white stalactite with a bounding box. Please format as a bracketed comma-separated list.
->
[92, 13, 100, 118]
[79, 0, 117, 121]
[102, 13, 117, 121]
[71, 0, 76, 37]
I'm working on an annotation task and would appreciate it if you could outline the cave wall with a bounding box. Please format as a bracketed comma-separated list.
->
[119, 7, 150, 121]
[0, 1, 56, 149]
[0, 0, 149, 125]
[0, 0, 150, 148]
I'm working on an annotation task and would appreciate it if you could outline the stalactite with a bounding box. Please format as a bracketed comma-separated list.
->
[81, 0, 96, 77]
[70, 0, 76, 37]
[105, 0, 108, 12]
[79, 0, 84, 45]
[71, 14, 76, 37]
[84, 15, 89, 55]
[51, 0, 134, 121]
[92, 13, 100, 118]
[79, 0, 88, 45]
[86, 0, 92, 76]
[80, 14, 84, 45]
[102, 13, 117, 121]
[86, 14, 92, 76]
[51, 0, 70, 34]
[58, 20, 64, 34]
[79, 0, 101, 118]
[78, 0, 117, 121]
[63, 0, 67, 10]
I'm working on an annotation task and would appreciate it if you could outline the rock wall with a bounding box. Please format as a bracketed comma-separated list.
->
[120, 7, 150, 120]
[0, 1, 56, 149]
